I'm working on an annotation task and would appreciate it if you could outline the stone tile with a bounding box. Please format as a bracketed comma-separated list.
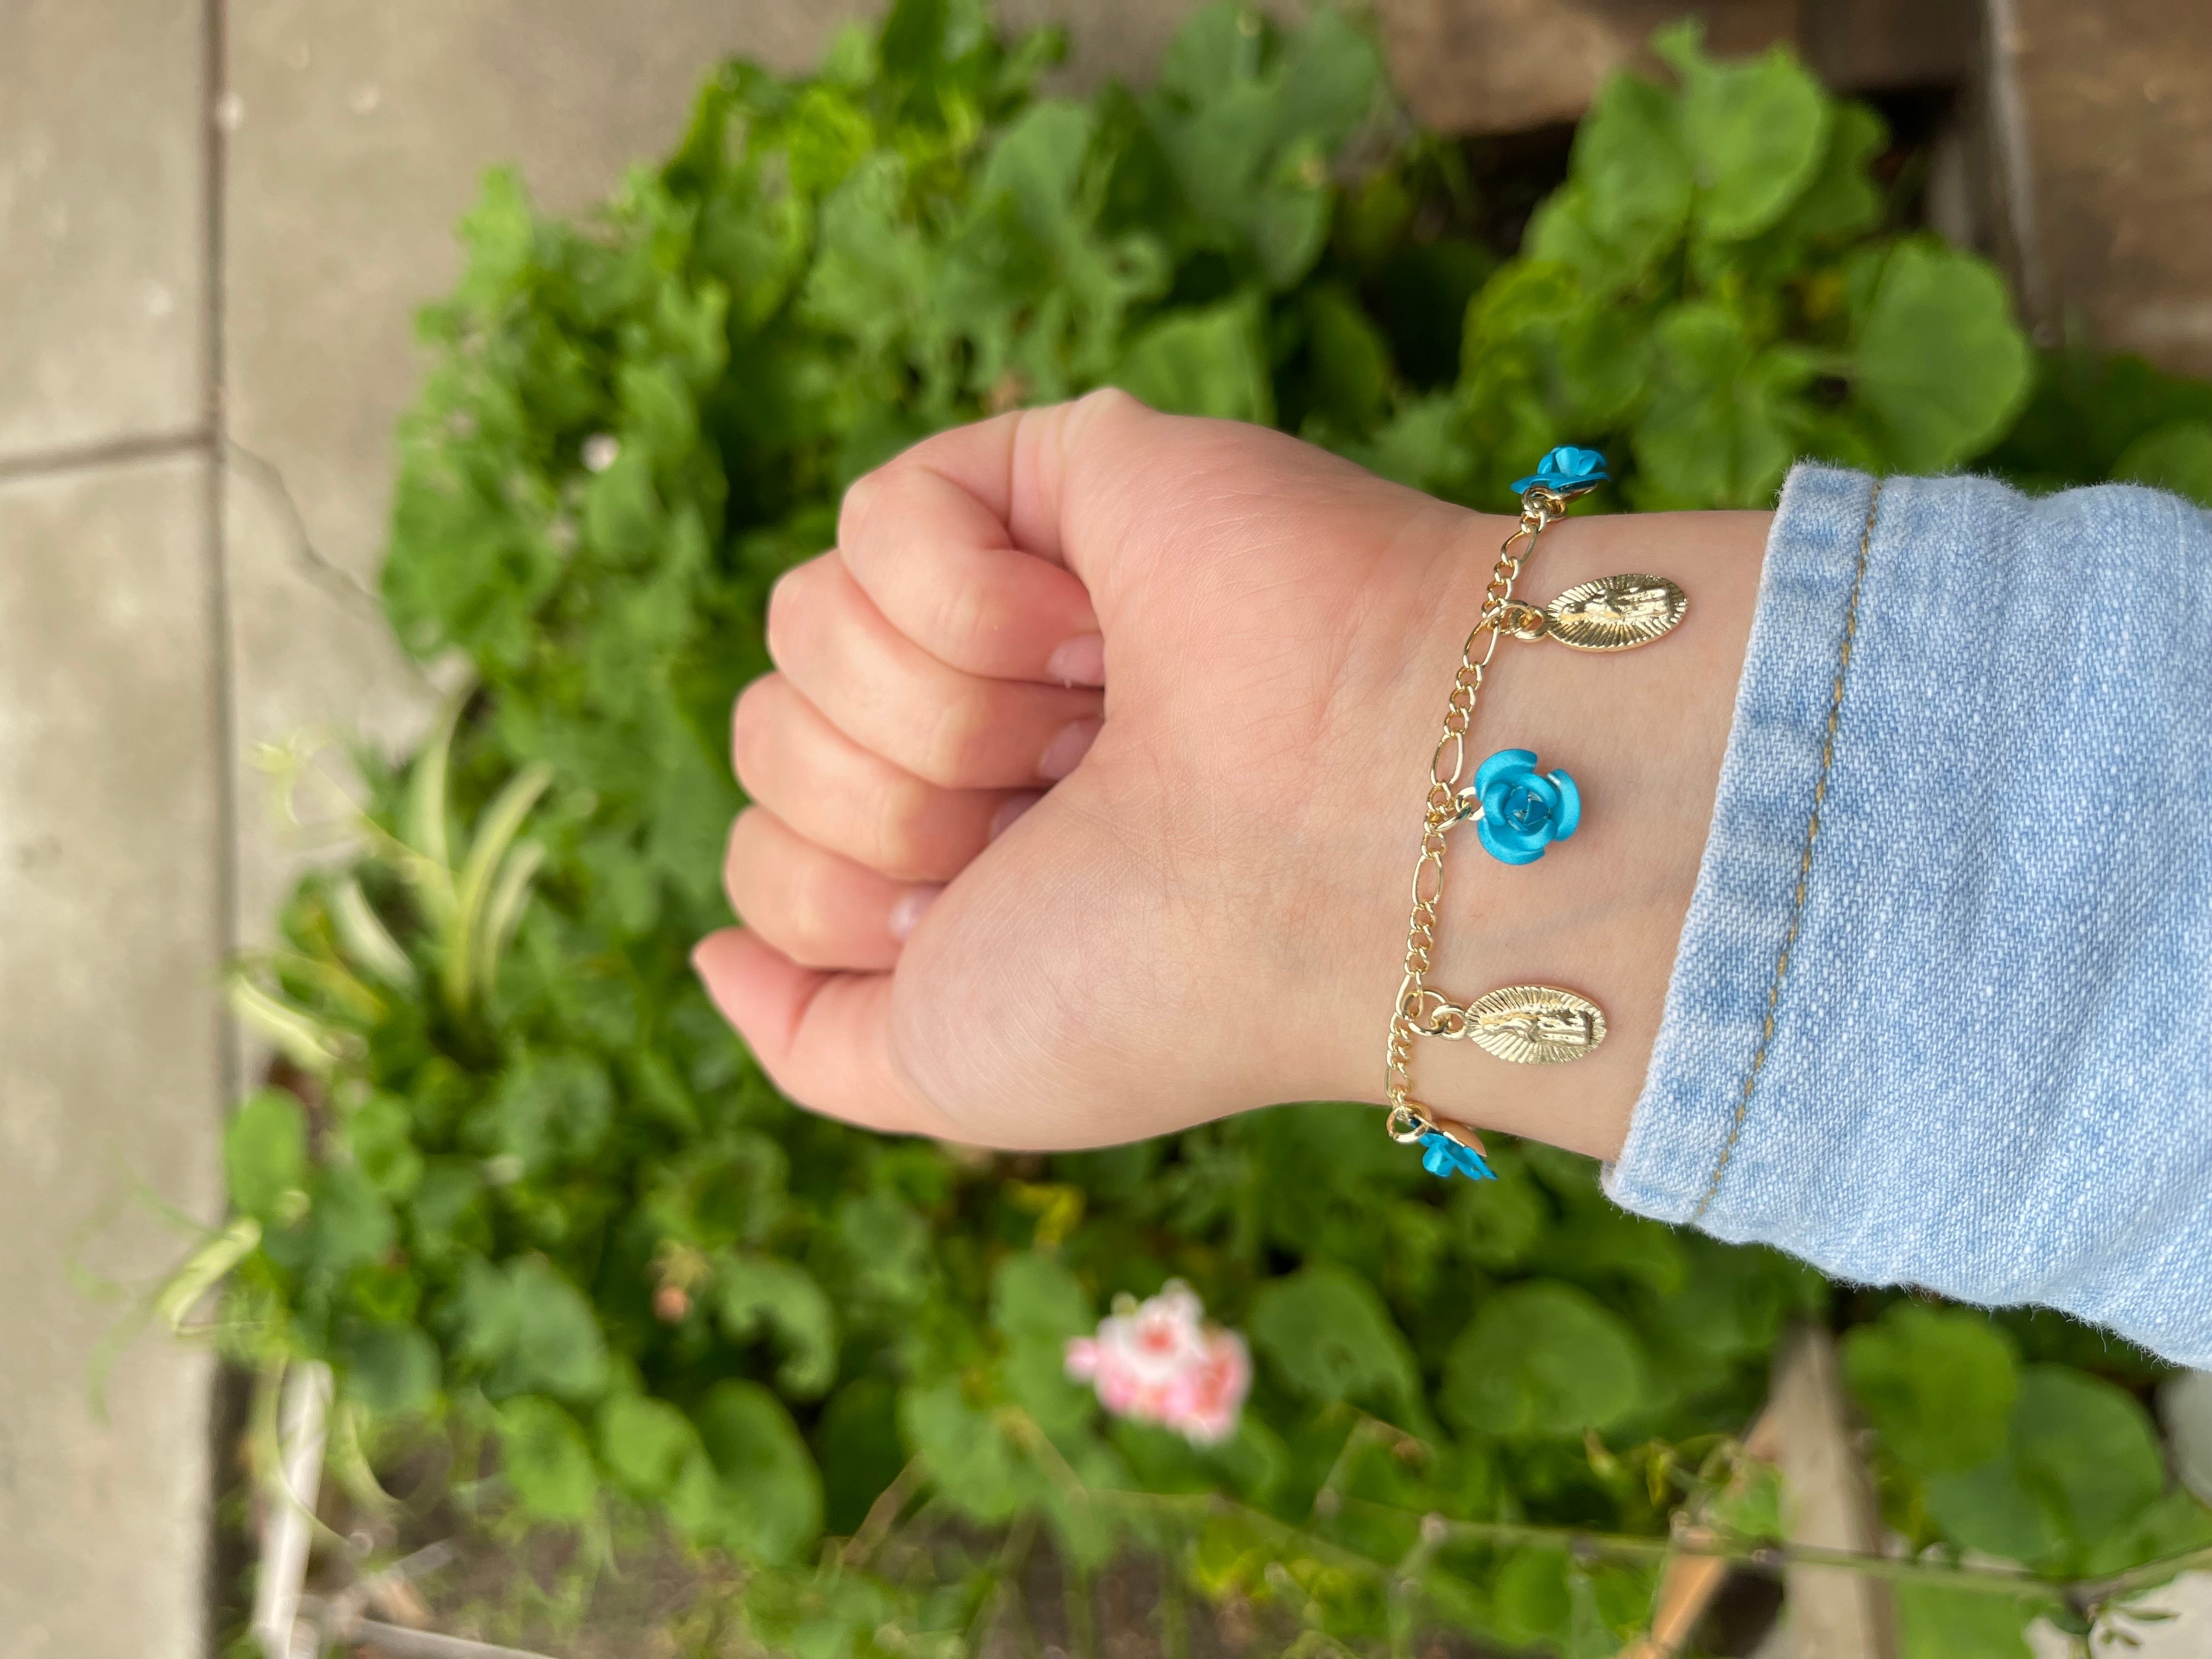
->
[217, 0, 1233, 607]
[0, 0, 206, 462]
[220, 0, 881, 946]
[0, 454, 222, 1658]
[223, 453, 441, 952]
[222, 0, 880, 595]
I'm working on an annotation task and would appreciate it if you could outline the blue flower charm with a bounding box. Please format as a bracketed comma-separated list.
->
[1511, 445, 1609, 497]
[1420, 1131, 1497, 1183]
[1469, 748, 1579, 866]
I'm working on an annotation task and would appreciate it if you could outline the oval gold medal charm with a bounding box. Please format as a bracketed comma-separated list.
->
[1542, 574, 1687, 652]
[1464, 985, 1607, 1064]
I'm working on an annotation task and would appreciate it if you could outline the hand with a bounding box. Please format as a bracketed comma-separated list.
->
[695, 391, 1769, 1159]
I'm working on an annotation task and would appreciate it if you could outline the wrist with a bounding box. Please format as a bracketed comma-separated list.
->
[1310, 502, 1772, 1161]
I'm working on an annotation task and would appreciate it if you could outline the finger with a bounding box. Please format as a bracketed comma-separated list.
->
[847, 390, 1153, 571]
[838, 458, 1104, 685]
[723, 806, 941, 972]
[766, 553, 1102, 790]
[691, 929, 968, 1138]
[732, 673, 1040, 882]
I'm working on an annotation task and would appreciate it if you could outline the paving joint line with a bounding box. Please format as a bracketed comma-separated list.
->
[200, 0, 244, 1654]
[0, 427, 212, 485]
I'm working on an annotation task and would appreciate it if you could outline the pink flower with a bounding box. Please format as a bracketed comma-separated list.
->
[1064, 1280, 1250, 1446]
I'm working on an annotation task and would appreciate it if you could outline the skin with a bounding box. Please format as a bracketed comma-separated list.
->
[696, 391, 1771, 1163]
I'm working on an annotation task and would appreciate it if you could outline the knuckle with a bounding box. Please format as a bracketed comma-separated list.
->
[728, 677, 779, 791]
[837, 468, 888, 550]
[721, 809, 765, 915]
[763, 571, 803, 665]
[782, 855, 847, 967]
[764, 557, 828, 665]
[928, 577, 996, 671]
[867, 774, 940, 879]
[920, 690, 994, 787]
[1076, 385, 1143, 422]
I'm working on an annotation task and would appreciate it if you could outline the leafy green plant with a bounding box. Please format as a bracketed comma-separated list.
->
[187, 3, 2212, 1655]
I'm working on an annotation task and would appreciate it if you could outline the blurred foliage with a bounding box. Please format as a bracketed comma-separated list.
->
[193, 2, 2212, 1654]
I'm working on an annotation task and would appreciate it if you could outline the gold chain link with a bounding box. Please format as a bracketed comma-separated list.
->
[1384, 488, 1566, 1142]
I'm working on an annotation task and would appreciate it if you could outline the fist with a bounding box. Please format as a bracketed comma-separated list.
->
[695, 392, 1764, 1159]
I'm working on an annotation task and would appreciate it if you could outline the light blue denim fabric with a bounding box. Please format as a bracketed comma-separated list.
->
[1609, 464, 2212, 1366]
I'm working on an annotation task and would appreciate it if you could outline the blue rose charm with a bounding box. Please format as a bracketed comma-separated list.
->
[1511, 445, 1609, 498]
[1466, 748, 1579, 866]
[1420, 1131, 1497, 1182]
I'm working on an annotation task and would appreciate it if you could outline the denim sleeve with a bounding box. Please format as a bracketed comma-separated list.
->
[1608, 463, 2212, 1365]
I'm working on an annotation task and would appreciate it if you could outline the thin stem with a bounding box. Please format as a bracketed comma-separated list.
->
[1064, 1557, 1100, 1659]
[840, 1455, 922, 1568]
[1158, 1560, 1191, 1659]
[994, 1404, 2209, 1634]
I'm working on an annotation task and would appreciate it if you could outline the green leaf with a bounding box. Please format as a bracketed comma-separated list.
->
[1144, 5, 1377, 289]
[1657, 22, 1829, 242]
[778, 82, 878, 198]
[498, 1395, 598, 1521]
[2011, 1365, 2166, 1549]
[1248, 1263, 1416, 1409]
[901, 1376, 1026, 1522]
[1443, 1280, 1649, 1441]
[2080, 1485, 2212, 1578]
[837, 1190, 934, 1311]
[1921, 1364, 2169, 1565]
[1155, 3, 1258, 111]
[224, 1089, 308, 1223]
[1894, 1581, 2051, 1659]
[1301, 284, 1394, 431]
[297, 1164, 396, 1278]
[1852, 240, 2032, 469]
[992, 1252, 1096, 1440]
[2115, 420, 2212, 506]
[991, 1251, 1092, 1347]
[345, 1092, 424, 1201]
[1114, 295, 1272, 422]
[1531, 74, 1690, 279]
[485, 1052, 614, 1176]
[1842, 1304, 2018, 1476]
[1924, 1454, 2068, 1564]
[471, 838, 543, 1003]
[598, 1392, 704, 1500]
[1489, 1547, 1572, 1649]
[1453, 1167, 1545, 1269]
[1271, 8, 1384, 156]
[330, 877, 416, 988]
[453, 1255, 610, 1402]
[401, 689, 464, 894]
[1774, 99, 1886, 245]
[443, 761, 552, 1013]
[714, 1254, 838, 1397]
[693, 1380, 823, 1563]
[816, 1378, 907, 1537]
[338, 1322, 441, 1416]
[1632, 301, 1810, 506]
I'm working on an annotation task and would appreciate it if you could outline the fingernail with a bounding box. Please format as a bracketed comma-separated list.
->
[1045, 633, 1106, 687]
[1037, 718, 1101, 781]
[888, 886, 941, 941]
[990, 792, 1042, 841]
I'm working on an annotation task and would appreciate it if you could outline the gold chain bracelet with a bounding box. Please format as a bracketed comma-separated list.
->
[1382, 449, 1686, 1181]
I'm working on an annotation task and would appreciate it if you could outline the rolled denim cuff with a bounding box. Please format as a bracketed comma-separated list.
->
[1607, 462, 2212, 1365]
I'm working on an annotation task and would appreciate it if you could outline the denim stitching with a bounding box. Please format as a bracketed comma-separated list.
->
[1691, 478, 1883, 1223]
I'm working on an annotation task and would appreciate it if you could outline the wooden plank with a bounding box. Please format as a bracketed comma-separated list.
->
[1992, 0, 2212, 375]
[1375, 0, 1976, 136]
